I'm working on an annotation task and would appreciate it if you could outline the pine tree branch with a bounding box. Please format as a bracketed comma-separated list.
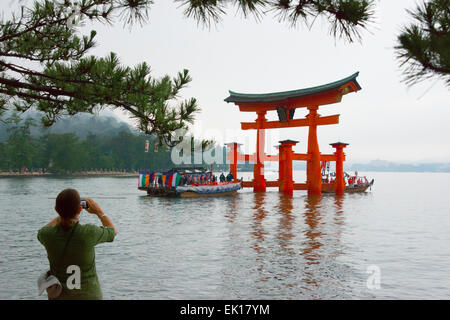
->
[395, 0, 450, 87]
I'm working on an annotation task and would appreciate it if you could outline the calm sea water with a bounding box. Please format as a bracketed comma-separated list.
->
[1, 171, 449, 300]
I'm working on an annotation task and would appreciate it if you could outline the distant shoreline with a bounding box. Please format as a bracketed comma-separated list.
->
[0, 171, 139, 178]
[2, 169, 449, 178]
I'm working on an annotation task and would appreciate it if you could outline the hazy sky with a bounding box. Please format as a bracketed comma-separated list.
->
[2, 1, 449, 163]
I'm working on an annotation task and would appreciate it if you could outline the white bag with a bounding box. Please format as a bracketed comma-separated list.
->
[37, 271, 63, 299]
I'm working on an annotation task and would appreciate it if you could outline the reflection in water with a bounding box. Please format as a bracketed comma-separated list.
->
[333, 194, 345, 226]
[331, 195, 346, 273]
[243, 192, 351, 297]
[251, 192, 267, 255]
[250, 192, 272, 289]
[5, 176, 33, 196]
[276, 194, 295, 254]
[224, 194, 240, 223]
[302, 194, 324, 266]
[299, 194, 324, 290]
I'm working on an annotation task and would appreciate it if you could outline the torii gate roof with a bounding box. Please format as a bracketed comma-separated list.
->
[224, 72, 361, 107]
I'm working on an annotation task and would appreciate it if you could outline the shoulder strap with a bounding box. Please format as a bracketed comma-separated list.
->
[58, 222, 78, 268]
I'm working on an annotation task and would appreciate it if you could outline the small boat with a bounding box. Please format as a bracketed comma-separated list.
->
[344, 178, 374, 193]
[343, 172, 374, 193]
[138, 167, 241, 197]
[321, 163, 374, 193]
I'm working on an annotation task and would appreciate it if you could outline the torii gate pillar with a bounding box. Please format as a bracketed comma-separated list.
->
[331, 142, 349, 195]
[225, 142, 242, 182]
[279, 140, 298, 196]
[306, 106, 322, 195]
[254, 111, 267, 192]
[277, 145, 284, 193]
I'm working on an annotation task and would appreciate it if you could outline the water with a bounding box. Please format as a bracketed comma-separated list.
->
[1, 171, 450, 300]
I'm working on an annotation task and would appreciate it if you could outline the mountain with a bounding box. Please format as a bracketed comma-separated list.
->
[279, 159, 450, 173]
[347, 160, 450, 173]
[0, 110, 136, 141]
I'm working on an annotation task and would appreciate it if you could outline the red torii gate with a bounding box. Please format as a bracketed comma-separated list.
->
[224, 72, 361, 195]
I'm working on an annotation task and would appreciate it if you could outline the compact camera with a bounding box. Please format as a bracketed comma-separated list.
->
[80, 199, 89, 209]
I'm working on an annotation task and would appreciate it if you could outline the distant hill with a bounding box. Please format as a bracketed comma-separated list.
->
[237, 159, 450, 173]
[348, 160, 450, 173]
[0, 110, 137, 141]
[290, 160, 450, 173]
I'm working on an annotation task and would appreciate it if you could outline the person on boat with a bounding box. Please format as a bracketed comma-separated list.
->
[37, 189, 117, 300]
[158, 175, 163, 187]
[348, 177, 354, 186]
[353, 171, 359, 185]
[220, 173, 226, 183]
[179, 175, 185, 186]
[226, 172, 234, 182]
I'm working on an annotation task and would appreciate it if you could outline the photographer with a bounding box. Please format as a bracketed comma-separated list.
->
[37, 189, 117, 300]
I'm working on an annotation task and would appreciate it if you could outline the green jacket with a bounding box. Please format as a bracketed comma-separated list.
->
[37, 222, 115, 300]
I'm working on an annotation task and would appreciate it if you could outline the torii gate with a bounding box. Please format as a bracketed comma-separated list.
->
[224, 72, 361, 195]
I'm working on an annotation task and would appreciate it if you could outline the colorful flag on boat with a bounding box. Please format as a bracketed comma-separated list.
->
[150, 172, 155, 184]
[171, 173, 178, 187]
[139, 173, 146, 188]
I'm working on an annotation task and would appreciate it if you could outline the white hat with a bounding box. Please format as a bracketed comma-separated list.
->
[37, 271, 62, 299]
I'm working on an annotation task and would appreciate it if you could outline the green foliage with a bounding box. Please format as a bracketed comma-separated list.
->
[179, 0, 375, 42]
[0, 0, 199, 146]
[268, 0, 374, 42]
[45, 133, 84, 173]
[0, 117, 219, 173]
[176, 0, 374, 42]
[2, 114, 39, 170]
[395, 0, 450, 87]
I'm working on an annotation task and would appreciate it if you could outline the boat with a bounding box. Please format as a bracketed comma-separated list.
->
[322, 174, 374, 193]
[344, 177, 374, 193]
[138, 167, 241, 197]
[175, 181, 242, 197]
[343, 172, 374, 193]
[321, 161, 374, 193]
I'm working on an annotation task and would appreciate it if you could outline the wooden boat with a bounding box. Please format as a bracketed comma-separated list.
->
[176, 181, 241, 197]
[321, 168, 374, 193]
[142, 181, 242, 197]
[344, 178, 374, 193]
[138, 168, 241, 197]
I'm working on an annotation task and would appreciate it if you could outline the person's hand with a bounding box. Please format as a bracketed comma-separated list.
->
[85, 198, 116, 235]
[85, 198, 104, 216]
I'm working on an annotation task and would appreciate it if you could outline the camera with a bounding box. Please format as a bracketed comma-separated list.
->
[80, 199, 89, 209]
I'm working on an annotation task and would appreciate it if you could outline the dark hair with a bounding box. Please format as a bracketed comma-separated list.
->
[55, 189, 81, 229]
